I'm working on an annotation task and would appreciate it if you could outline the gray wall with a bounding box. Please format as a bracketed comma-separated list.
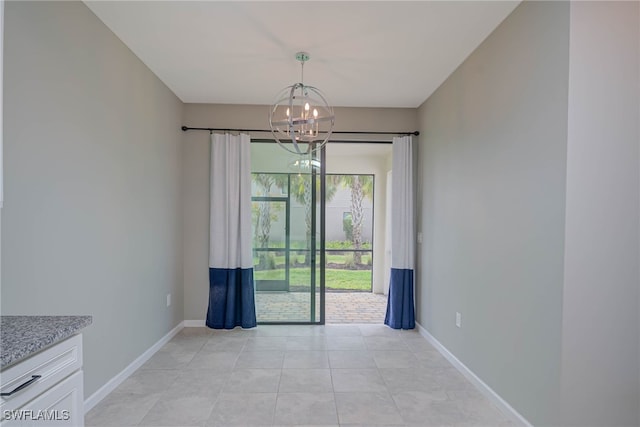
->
[417, 1, 640, 425]
[1, 1, 184, 398]
[182, 103, 416, 319]
[417, 2, 570, 424]
[560, 2, 640, 425]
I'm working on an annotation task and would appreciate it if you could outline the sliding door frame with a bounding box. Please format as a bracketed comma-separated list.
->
[251, 140, 326, 325]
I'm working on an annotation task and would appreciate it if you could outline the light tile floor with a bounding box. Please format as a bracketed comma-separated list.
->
[86, 325, 517, 427]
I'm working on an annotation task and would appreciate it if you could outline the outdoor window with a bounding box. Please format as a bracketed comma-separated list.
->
[251, 172, 374, 294]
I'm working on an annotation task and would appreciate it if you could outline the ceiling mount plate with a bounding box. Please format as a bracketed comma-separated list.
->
[295, 52, 310, 63]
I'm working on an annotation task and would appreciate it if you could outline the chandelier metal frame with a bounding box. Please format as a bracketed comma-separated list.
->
[269, 52, 335, 155]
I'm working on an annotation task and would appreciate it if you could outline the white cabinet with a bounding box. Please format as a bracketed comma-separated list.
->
[0, 335, 84, 426]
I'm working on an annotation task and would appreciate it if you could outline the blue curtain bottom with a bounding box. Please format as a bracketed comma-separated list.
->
[206, 267, 257, 329]
[385, 268, 416, 329]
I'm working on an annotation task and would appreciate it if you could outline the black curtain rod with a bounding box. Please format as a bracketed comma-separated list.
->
[181, 126, 419, 136]
[250, 138, 392, 145]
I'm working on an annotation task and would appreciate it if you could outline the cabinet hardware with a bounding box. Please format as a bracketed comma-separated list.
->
[0, 375, 42, 397]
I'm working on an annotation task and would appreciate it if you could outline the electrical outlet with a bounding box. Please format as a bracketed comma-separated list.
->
[166, 293, 171, 307]
[455, 312, 462, 328]
[417, 232, 423, 244]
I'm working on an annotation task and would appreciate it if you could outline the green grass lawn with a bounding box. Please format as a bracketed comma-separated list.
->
[254, 267, 372, 291]
[324, 269, 372, 290]
[254, 253, 371, 267]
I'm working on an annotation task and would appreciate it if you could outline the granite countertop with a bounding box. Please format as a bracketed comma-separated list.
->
[1, 315, 92, 369]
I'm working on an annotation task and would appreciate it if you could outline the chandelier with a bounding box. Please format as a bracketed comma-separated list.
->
[269, 52, 335, 155]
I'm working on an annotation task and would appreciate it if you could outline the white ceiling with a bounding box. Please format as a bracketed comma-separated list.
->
[85, 1, 519, 108]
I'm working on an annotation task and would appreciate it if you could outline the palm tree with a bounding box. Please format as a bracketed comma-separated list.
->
[252, 173, 287, 269]
[290, 173, 341, 266]
[341, 175, 374, 264]
[253, 171, 338, 268]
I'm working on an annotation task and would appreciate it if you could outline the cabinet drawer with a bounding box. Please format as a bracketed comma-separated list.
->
[1, 370, 84, 427]
[0, 335, 82, 415]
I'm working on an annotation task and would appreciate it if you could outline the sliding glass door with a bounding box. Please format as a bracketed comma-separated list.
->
[251, 142, 324, 324]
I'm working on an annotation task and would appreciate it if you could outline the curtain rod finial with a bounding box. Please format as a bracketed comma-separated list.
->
[181, 126, 188, 131]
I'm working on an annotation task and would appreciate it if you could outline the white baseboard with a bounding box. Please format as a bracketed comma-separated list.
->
[84, 321, 185, 413]
[183, 319, 205, 327]
[415, 322, 532, 427]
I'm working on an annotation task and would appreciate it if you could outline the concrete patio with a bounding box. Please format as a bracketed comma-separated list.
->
[256, 291, 387, 323]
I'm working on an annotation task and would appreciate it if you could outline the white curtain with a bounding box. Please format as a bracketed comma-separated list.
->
[384, 135, 416, 329]
[206, 133, 256, 329]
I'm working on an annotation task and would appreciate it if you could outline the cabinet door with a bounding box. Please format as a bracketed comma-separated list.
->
[1, 335, 83, 415]
[1, 370, 84, 427]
